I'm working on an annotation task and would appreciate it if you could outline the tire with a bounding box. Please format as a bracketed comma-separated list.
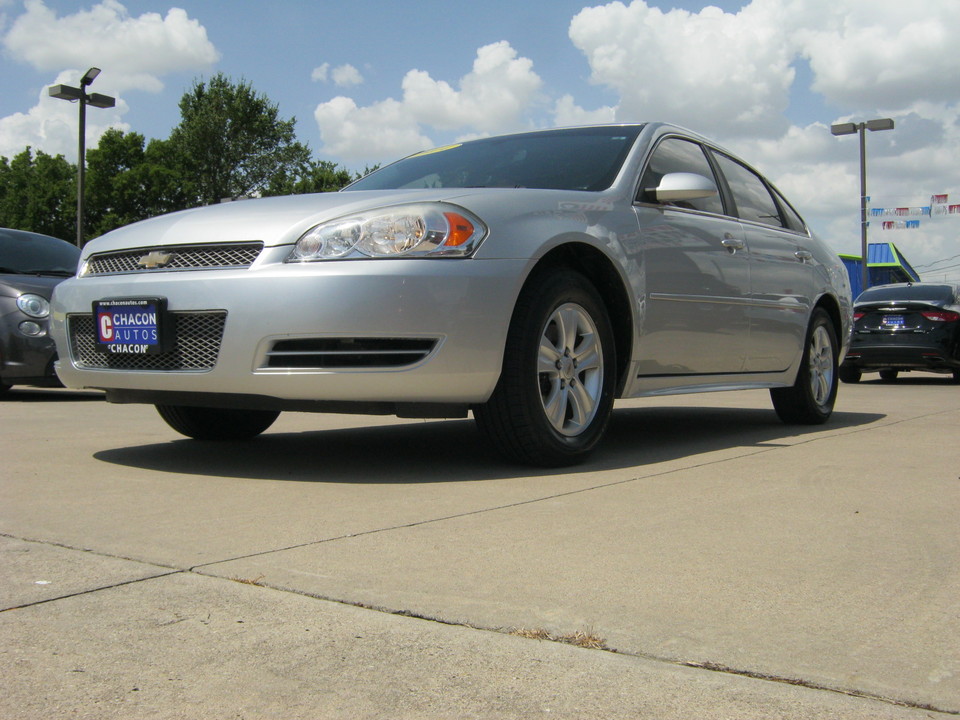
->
[474, 269, 616, 467]
[838, 365, 861, 384]
[952, 370, 960, 384]
[879, 369, 899, 382]
[771, 308, 838, 425]
[155, 404, 280, 440]
[0, 381, 11, 395]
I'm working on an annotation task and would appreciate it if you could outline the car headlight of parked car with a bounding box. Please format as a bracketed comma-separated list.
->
[287, 203, 486, 261]
[16, 293, 50, 318]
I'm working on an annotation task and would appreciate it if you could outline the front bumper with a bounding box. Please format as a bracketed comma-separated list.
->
[51, 254, 526, 407]
[0, 316, 60, 386]
[842, 337, 960, 371]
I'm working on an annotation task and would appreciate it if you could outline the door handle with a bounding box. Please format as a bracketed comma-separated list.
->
[721, 233, 744, 251]
[795, 249, 813, 263]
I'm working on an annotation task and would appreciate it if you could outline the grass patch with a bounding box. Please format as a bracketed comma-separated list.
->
[231, 574, 265, 586]
[510, 627, 609, 650]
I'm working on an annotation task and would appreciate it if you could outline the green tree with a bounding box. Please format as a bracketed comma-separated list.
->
[0, 148, 75, 240]
[85, 128, 148, 237]
[168, 73, 312, 205]
[85, 130, 193, 238]
[264, 158, 357, 196]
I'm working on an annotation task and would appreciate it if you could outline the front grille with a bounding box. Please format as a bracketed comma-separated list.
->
[263, 337, 437, 369]
[69, 312, 226, 371]
[83, 242, 263, 276]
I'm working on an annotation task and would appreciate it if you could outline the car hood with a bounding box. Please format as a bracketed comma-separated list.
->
[81, 189, 490, 255]
[0, 273, 68, 299]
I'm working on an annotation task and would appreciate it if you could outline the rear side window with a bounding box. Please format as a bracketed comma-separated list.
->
[772, 187, 807, 233]
[638, 138, 723, 215]
[712, 153, 784, 228]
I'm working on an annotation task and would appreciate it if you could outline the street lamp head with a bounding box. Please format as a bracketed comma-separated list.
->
[80, 67, 101, 86]
[87, 93, 116, 109]
[866, 118, 895, 132]
[831, 122, 858, 136]
[48, 84, 83, 101]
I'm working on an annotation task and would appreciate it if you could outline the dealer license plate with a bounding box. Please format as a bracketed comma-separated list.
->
[94, 297, 168, 354]
[882, 314, 904, 328]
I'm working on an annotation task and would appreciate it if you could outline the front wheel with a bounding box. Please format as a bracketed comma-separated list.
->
[474, 269, 616, 467]
[156, 404, 280, 440]
[770, 308, 838, 424]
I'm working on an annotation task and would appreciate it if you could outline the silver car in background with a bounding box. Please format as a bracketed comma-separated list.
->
[51, 123, 852, 466]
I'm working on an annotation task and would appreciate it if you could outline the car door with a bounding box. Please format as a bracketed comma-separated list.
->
[632, 136, 751, 375]
[709, 151, 814, 373]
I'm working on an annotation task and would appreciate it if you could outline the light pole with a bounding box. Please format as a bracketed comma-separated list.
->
[830, 118, 895, 294]
[49, 67, 116, 247]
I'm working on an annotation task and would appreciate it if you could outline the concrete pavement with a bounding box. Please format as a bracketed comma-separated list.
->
[2, 379, 958, 718]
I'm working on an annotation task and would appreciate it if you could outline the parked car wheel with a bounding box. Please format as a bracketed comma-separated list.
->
[474, 269, 616, 467]
[838, 365, 861, 384]
[879, 369, 899, 382]
[155, 404, 280, 441]
[770, 308, 838, 424]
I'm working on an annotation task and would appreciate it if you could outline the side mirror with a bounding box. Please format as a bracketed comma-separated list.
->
[649, 172, 718, 203]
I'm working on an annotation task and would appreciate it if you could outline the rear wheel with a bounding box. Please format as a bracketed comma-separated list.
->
[879, 369, 899, 382]
[474, 269, 616, 467]
[838, 365, 861, 384]
[771, 308, 838, 424]
[155, 404, 280, 440]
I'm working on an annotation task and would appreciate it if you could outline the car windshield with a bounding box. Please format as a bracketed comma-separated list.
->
[0, 229, 80, 276]
[857, 284, 955, 304]
[347, 126, 644, 193]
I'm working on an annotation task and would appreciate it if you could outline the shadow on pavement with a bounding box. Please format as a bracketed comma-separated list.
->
[1, 387, 104, 402]
[93, 404, 885, 483]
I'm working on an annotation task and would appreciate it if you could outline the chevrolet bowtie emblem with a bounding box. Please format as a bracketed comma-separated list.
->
[137, 251, 174, 269]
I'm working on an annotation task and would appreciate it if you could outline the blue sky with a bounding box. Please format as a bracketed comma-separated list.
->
[2, 0, 960, 281]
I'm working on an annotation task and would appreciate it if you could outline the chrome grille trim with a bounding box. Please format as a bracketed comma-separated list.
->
[263, 337, 438, 369]
[68, 312, 226, 371]
[82, 242, 263, 276]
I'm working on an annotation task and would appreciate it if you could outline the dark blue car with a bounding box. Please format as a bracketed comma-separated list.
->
[840, 282, 960, 383]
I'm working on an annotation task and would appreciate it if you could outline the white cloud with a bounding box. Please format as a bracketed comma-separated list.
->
[553, 95, 616, 127]
[314, 41, 542, 160]
[3, 0, 219, 94]
[313, 96, 433, 160]
[793, 0, 960, 110]
[568, 1, 795, 138]
[312, 63, 363, 87]
[311, 63, 329, 83]
[331, 64, 363, 87]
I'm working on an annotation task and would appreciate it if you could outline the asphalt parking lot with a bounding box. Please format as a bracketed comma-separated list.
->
[2, 378, 958, 719]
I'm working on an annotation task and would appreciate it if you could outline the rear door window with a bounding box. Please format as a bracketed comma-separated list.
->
[712, 153, 784, 228]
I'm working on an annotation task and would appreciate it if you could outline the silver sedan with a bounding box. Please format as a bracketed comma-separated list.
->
[50, 123, 852, 466]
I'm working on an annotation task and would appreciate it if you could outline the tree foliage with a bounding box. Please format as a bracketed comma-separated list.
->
[168, 73, 313, 205]
[0, 74, 360, 244]
[0, 148, 75, 240]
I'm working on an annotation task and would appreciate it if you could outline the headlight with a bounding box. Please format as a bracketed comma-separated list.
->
[17, 293, 50, 318]
[288, 203, 487, 261]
